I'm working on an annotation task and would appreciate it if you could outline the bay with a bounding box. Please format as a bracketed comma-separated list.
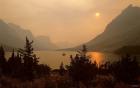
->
[5, 51, 122, 69]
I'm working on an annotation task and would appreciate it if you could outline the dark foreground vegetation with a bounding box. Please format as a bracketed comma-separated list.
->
[0, 38, 140, 88]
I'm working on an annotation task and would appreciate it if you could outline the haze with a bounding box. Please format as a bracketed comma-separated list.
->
[0, 0, 139, 47]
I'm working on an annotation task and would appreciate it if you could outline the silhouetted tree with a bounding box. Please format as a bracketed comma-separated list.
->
[18, 37, 39, 80]
[110, 54, 140, 83]
[36, 64, 51, 77]
[67, 45, 97, 88]
[8, 49, 16, 76]
[59, 62, 65, 76]
[8, 50, 22, 78]
[0, 46, 7, 75]
[16, 37, 51, 80]
[98, 61, 111, 75]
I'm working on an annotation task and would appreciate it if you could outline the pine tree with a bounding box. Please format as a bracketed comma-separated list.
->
[18, 37, 38, 80]
[8, 49, 22, 78]
[67, 45, 97, 88]
[8, 49, 15, 76]
[0, 46, 7, 75]
[59, 62, 65, 76]
[111, 54, 140, 83]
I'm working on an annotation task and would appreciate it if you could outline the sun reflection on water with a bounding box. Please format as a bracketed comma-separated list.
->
[88, 52, 105, 66]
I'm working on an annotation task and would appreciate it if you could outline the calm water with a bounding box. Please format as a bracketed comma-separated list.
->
[5, 51, 121, 69]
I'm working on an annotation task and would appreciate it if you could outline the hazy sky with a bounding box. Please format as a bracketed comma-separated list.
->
[0, 0, 140, 46]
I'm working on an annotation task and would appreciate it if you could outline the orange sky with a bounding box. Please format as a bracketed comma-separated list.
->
[0, 0, 140, 46]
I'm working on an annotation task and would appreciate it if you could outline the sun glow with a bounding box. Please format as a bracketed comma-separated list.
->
[95, 12, 100, 17]
[89, 52, 104, 66]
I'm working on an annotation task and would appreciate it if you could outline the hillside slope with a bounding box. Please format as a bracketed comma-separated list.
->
[84, 5, 140, 52]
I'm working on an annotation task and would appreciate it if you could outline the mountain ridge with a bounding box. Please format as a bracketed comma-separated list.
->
[75, 5, 140, 53]
[0, 19, 57, 51]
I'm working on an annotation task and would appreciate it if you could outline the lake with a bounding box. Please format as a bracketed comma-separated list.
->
[5, 51, 122, 69]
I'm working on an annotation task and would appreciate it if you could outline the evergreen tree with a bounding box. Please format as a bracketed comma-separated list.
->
[59, 62, 65, 76]
[8, 49, 16, 76]
[0, 46, 7, 75]
[67, 45, 97, 88]
[111, 54, 140, 83]
[8, 50, 22, 78]
[18, 37, 39, 80]
[36, 64, 51, 77]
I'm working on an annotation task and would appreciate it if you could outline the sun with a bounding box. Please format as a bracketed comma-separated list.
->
[95, 12, 100, 17]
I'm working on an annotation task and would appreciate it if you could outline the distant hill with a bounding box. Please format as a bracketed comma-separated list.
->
[75, 5, 140, 53]
[35, 36, 58, 50]
[0, 19, 57, 51]
[115, 46, 140, 54]
[56, 42, 74, 49]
